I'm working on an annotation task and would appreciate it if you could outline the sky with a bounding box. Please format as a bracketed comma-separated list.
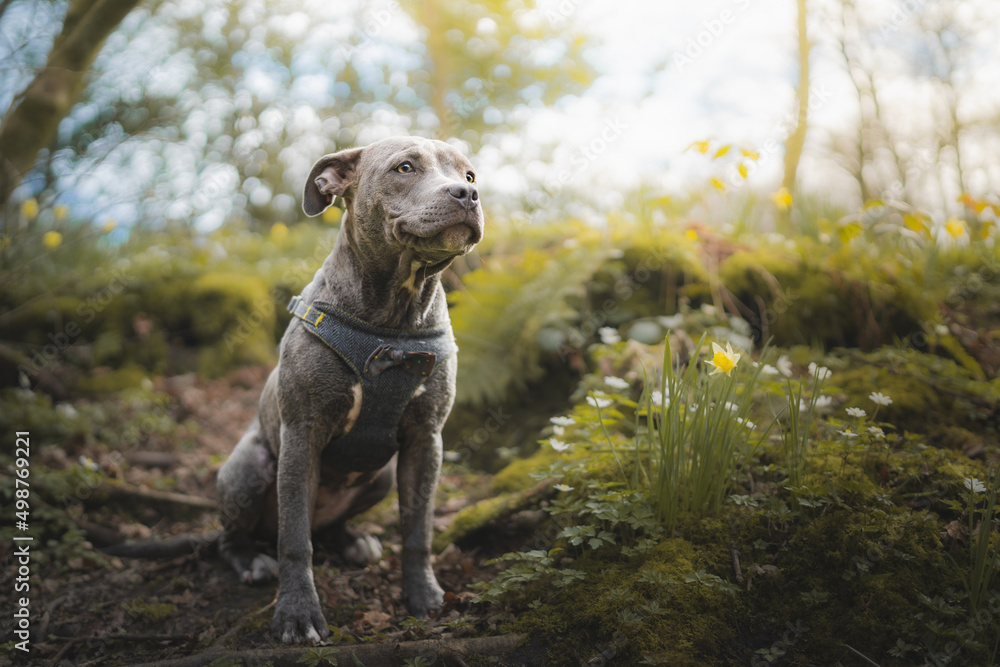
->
[484, 0, 1000, 216]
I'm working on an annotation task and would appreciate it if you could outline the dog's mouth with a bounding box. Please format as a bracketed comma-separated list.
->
[437, 222, 477, 247]
[393, 215, 483, 255]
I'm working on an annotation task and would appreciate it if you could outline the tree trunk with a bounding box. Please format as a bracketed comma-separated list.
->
[0, 0, 144, 209]
[782, 0, 811, 200]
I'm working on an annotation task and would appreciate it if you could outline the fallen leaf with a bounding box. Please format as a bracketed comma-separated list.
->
[940, 519, 968, 545]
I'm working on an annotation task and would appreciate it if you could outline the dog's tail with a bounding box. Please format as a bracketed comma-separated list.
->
[101, 530, 222, 559]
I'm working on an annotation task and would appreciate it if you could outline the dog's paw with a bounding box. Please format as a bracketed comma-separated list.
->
[245, 554, 279, 584]
[342, 533, 382, 566]
[402, 576, 445, 618]
[271, 595, 330, 645]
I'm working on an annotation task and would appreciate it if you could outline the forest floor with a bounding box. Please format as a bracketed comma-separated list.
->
[3, 366, 536, 667]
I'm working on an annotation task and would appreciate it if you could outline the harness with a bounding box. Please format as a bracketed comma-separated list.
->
[287, 296, 457, 470]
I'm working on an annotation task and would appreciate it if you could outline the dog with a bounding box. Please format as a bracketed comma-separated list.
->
[105, 136, 483, 644]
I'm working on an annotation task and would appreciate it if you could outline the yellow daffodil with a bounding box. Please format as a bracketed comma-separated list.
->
[707, 342, 740, 376]
[42, 231, 62, 248]
[20, 198, 39, 220]
[270, 222, 288, 242]
[685, 229, 699, 241]
[771, 187, 792, 212]
[945, 218, 966, 238]
[102, 219, 117, 233]
[53, 205, 69, 222]
[686, 140, 710, 154]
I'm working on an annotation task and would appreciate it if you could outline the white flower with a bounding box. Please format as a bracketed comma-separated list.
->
[776, 355, 793, 377]
[838, 429, 859, 439]
[869, 391, 893, 406]
[802, 395, 834, 411]
[808, 362, 831, 381]
[964, 478, 986, 494]
[56, 403, 79, 419]
[78, 456, 99, 471]
[587, 396, 613, 409]
[649, 390, 669, 407]
[550, 416, 576, 427]
[552, 425, 565, 437]
[549, 438, 572, 452]
[846, 407, 866, 418]
[724, 401, 739, 412]
[867, 426, 885, 439]
[935, 324, 950, 336]
[599, 327, 621, 344]
[554, 483, 574, 492]
[761, 364, 780, 377]
[604, 376, 630, 390]
[737, 417, 756, 430]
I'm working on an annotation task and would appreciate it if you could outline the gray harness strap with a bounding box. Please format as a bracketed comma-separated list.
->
[288, 295, 457, 470]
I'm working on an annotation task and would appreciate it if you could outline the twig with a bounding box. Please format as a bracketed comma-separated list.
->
[213, 598, 277, 648]
[101, 483, 216, 510]
[134, 634, 527, 667]
[840, 642, 882, 666]
[92, 633, 192, 642]
[50, 637, 82, 663]
[730, 541, 744, 584]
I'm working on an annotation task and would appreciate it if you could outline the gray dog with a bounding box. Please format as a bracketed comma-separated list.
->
[106, 136, 483, 644]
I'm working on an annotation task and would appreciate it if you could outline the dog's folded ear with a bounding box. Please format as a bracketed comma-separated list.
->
[303, 147, 365, 217]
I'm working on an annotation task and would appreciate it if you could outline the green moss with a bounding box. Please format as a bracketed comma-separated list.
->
[478, 395, 999, 665]
[74, 363, 149, 394]
[718, 247, 928, 350]
[186, 273, 277, 377]
[122, 598, 177, 622]
[0, 296, 88, 346]
[434, 492, 530, 553]
[189, 273, 272, 339]
[490, 448, 561, 494]
[509, 534, 742, 665]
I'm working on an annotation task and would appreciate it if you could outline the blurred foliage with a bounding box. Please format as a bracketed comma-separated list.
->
[3, 189, 999, 401]
[0, 221, 335, 387]
[1, 0, 597, 231]
[449, 223, 610, 406]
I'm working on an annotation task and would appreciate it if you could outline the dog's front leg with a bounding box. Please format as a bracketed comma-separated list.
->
[271, 423, 330, 644]
[397, 430, 446, 617]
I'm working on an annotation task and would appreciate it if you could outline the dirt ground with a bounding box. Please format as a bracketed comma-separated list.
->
[3, 366, 527, 666]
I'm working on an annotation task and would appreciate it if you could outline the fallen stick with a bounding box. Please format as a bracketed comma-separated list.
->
[133, 634, 527, 667]
[97, 483, 216, 510]
[730, 541, 744, 585]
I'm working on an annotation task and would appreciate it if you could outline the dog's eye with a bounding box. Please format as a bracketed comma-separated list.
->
[396, 162, 414, 174]
[466, 172, 475, 183]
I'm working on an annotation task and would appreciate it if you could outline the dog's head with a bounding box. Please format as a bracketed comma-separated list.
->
[303, 136, 484, 263]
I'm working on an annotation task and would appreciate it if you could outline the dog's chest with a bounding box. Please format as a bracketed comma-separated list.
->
[288, 296, 457, 471]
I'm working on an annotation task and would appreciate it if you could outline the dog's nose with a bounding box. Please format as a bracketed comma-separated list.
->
[447, 183, 479, 208]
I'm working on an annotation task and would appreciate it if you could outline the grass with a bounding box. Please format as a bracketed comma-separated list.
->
[621, 333, 774, 532]
[778, 369, 826, 489]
